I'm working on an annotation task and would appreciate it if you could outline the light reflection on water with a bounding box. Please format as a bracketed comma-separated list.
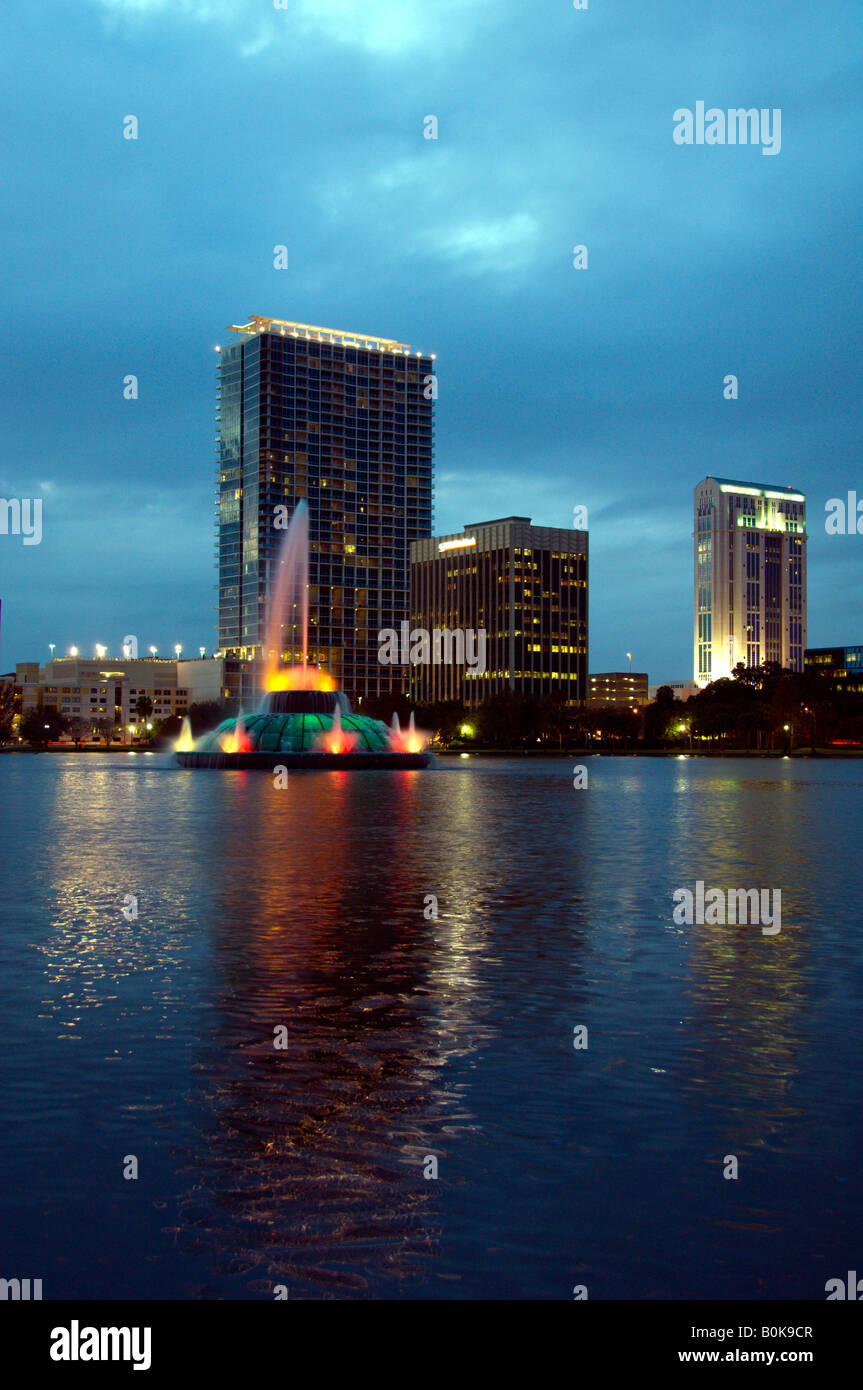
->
[0, 754, 862, 1299]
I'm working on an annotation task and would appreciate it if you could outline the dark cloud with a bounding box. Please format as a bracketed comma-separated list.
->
[1, 0, 860, 678]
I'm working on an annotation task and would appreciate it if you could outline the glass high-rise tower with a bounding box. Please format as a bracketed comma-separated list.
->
[216, 316, 435, 703]
[693, 476, 807, 687]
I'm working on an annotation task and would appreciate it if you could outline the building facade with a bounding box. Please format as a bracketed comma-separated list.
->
[693, 476, 807, 687]
[589, 672, 648, 709]
[216, 316, 435, 704]
[804, 646, 863, 693]
[15, 656, 226, 733]
[409, 516, 588, 707]
[648, 679, 699, 702]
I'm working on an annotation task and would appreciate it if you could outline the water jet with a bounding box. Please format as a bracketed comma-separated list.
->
[176, 503, 434, 770]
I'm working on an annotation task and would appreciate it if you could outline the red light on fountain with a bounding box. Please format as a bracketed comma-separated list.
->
[219, 710, 253, 753]
[316, 704, 358, 754]
[388, 711, 430, 753]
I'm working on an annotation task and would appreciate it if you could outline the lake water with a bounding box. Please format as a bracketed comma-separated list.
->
[1, 752, 861, 1299]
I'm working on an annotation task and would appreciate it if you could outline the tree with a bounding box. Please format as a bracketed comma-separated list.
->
[643, 691, 683, 747]
[187, 700, 227, 734]
[476, 692, 549, 748]
[67, 717, 91, 749]
[21, 709, 69, 747]
[585, 704, 640, 748]
[135, 695, 154, 724]
[543, 697, 578, 749]
[356, 691, 415, 726]
[93, 718, 114, 746]
[413, 700, 468, 746]
[0, 683, 17, 742]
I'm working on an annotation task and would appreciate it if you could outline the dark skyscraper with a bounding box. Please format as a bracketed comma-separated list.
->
[216, 317, 435, 703]
[409, 516, 588, 707]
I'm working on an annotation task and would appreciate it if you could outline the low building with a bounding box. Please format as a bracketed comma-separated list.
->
[589, 672, 648, 709]
[15, 656, 227, 735]
[648, 680, 699, 702]
[804, 646, 863, 693]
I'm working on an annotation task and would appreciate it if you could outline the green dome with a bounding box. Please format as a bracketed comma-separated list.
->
[198, 710, 392, 754]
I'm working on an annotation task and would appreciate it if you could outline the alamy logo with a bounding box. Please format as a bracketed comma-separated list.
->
[825, 493, 863, 534]
[0, 1277, 42, 1300]
[672, 881, 781, 935]
[50, 1321, 151, 1372]
[378, 622, 487, 673]
[0, 497, 42, 545]
[826, 1271, 863, 1299]
[673, 102, 781, 156]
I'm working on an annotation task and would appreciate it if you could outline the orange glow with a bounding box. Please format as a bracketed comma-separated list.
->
[266, 665, 336, 692]
[315, 705, 358, 754]
[319, 728, 358, 754]
[219, 711, 253, 753]
[174, 716, 195, 752]
[389, 728, 429, 753]
[388, 712, 430, 753]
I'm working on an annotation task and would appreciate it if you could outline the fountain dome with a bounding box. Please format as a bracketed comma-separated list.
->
[197, 692, 392, 757]
[177, 686, 434, 769]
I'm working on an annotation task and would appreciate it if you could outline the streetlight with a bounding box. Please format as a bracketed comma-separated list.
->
[149, 645, 157, 657]
[69, 646, 78, 657]
[95, 644, 106, 660]
[174, 644, 182, 658]
[626, 651, 632, 672]
[48, 643, 55, 660]
[199, 646, 206, 658]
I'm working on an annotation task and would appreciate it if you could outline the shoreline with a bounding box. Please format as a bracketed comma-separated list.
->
[4, 745, 862, 759]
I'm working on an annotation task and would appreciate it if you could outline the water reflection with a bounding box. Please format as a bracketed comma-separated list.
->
[2, 755, 863, 1298]
[173, 770, 496, 1296]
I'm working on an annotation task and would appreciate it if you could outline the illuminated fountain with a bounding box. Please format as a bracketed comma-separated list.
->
[175, 716, 195, 752]
[176, 502, 434, 769]
[388, 711, 429, 754]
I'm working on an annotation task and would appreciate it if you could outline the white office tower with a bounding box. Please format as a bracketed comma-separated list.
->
[693, 477, 806, 687]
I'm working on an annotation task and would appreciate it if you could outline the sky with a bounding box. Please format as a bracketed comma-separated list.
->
[1, 0, 861, 679]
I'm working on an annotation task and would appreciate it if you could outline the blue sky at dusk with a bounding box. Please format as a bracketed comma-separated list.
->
[1, 0, 861, 678]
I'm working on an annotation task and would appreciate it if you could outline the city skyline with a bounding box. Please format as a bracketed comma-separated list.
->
[1, 449, 844, 687]
[1, 1, 860, 675]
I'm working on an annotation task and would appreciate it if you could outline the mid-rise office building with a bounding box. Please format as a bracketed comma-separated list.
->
[216, 316, 435, 704]
[694, 477, 807, 687]
[409, 516, 588, 706]
[589, 672, 648, 709]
